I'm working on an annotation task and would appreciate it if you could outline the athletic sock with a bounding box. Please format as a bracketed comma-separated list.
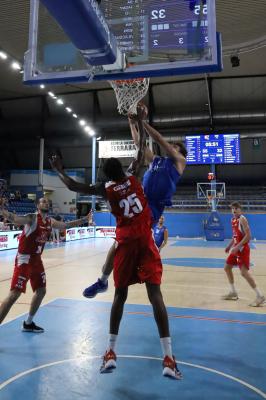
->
[254, 287, 262, 297]
[230, 284, 237, 293]
[25, 314, 34, 325]
[107, 334, 117, 352]
[100, 274, 109, 284]
[160, 337, 173, 358]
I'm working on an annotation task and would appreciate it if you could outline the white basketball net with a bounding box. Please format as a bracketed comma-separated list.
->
[109, 78, 150, 115]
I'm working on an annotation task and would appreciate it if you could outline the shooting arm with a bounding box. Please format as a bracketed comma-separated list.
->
[143, 121, 186, 172]
[128, 117, 154, 164]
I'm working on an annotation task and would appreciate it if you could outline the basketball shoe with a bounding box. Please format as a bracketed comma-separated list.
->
[100, 349, 117, 373]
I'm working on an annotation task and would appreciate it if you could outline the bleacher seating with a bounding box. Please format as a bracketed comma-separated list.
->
[7, 199, 36, 215]
[170, 185, 266, 212]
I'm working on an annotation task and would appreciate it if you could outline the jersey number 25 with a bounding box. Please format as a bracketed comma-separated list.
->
[119, 193, 143, 218]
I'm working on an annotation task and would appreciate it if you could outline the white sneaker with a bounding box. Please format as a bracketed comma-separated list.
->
[249, 295, 265, 307]
[162, 356, 182, 380]
[100, 349, 117, 373]
[222, 292, 239, 300]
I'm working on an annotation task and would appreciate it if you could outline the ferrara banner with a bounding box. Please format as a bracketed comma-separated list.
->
[99, 140, 136, 158]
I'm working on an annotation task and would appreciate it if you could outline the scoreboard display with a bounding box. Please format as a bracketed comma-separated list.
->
[101, 0, 213, 63]
[186, 134, 241, 164]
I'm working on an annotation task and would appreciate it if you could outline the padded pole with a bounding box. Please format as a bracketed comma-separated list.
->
[40, 0, 117, 65]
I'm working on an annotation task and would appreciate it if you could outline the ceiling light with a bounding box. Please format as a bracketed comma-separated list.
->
[66, 107, 72, 113]
[11, 61, 21, 70]
[40, 84, 45, 89]
[0, 51, 7, 60]
[56, 98, 64, 105]
[73, 114, 78, 118]
[84, 126, 95, 136]
[96, 137, 102, 141]
[79, 120, 86, 126]
[48, 91, 55, 97]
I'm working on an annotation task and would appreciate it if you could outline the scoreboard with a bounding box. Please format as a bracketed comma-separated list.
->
[102, 0, 212, 63]
[186, 134, 241, 164]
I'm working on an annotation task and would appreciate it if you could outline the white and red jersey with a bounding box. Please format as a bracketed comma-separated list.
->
[231, 216, 249, 249]
[105, 174, 152, 243]
[18, 212, 52, 256]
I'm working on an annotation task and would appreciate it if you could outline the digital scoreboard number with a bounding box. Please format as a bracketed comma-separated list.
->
[102, 0, 213, 62]
[149, 1, 209, 51]
[186, 134, 241, 164]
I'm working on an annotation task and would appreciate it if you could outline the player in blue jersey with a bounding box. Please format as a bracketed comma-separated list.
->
[83, 104, 187, 298]
[154, 215, 168, 252]
[129, 106, 187, 224]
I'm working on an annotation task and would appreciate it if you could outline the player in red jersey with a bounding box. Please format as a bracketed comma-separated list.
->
[0, 197, 91, 332]
[222, 202, 265, 307]
[51, 154, 182, 380]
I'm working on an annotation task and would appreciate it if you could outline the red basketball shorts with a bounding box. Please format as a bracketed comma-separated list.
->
[11, 253, 46, 293]
[226, 246, 250, 269]
[113, 231, 162, 288]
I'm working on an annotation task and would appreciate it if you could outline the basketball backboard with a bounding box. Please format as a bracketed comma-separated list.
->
[24, 0, 222, 85]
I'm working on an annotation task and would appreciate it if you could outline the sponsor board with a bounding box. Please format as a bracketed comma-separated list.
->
[65, 227, 95, 242]
[0, 231, 22, 251]
[99, 140, 136, 158]
[95, 226, 116, 238]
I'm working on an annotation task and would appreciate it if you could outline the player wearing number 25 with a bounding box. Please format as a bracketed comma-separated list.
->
[0, 197, 91, 332]
[50, 155, 182, 378]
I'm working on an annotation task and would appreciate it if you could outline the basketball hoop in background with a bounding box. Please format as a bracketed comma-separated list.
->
[109, 77, 150, 115]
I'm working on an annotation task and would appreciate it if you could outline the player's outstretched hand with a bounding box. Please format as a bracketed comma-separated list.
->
[49, 155, 64, 173]
[137, 102, 148, 119]
[87, 210, 95, 226]
[0, 197, 8, 209]
[128, 102, 148, 122]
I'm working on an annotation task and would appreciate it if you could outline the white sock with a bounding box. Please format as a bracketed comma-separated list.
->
[254, 287, 262, 297]
[230, 284, 236, 293]
[160, 337, 172, 358]
[100, 274, 109, 284]
[107, 334, 117, 352]
[25, 314, 34, 324]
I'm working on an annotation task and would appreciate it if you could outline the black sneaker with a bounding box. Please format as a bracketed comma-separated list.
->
[22, 321, 44, 333]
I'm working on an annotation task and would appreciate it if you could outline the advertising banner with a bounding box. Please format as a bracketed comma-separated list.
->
[0, 231, 22, 251]
[95, 226, 116, 238]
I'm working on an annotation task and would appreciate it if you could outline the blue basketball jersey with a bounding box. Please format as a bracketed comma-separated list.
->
[153, 225, 166, 248]
[143, 156, 181, 222]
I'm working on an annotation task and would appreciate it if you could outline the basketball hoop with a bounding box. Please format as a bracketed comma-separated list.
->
[109, 77, 150, 115]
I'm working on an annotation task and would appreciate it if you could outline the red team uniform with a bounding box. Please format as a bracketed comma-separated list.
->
[226, 216, 250, 269]
[105, 174, 162, 288]
[11, 213, 52, 293]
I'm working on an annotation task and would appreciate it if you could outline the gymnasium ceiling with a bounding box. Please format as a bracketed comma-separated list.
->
[0, 0, 266, 170]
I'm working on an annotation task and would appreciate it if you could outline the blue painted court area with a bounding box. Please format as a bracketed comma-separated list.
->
[171, 238, 256, 249]
[162, 257, 226, 268]
[0, 299, 265, 400]
[162, 257, 254, 268]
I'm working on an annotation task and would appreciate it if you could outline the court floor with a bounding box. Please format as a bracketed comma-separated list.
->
[0, 237, 266, 399]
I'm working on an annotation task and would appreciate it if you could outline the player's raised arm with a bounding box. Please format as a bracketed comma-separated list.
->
[49, 155, 106, 197]
[142, 120, 187, 175]
[128, 104, 154, 164]
[51, 210, 94, 230]
[0, 199, 35, 226]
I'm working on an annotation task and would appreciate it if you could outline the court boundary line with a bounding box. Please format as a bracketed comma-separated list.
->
[0, 298, 60, 326]
[0, 355, 265, 398]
